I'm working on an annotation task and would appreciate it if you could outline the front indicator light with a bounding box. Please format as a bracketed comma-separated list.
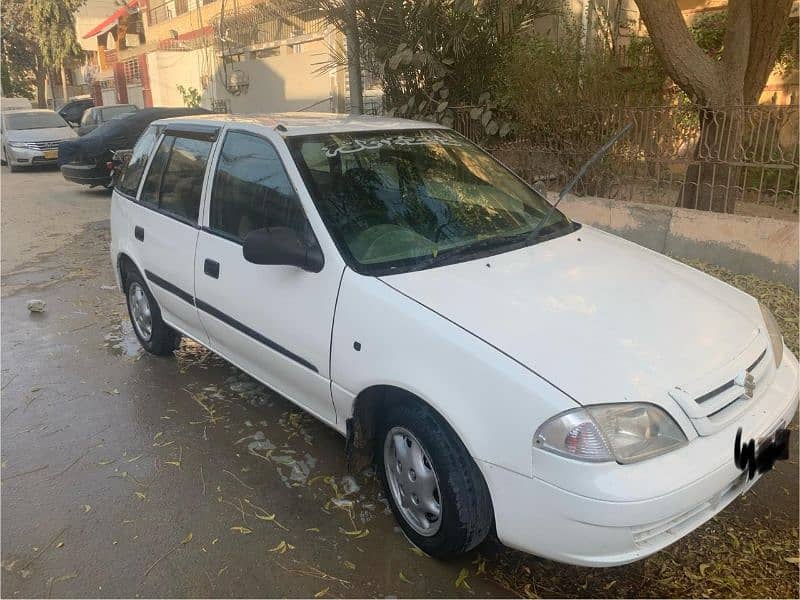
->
[535, 403, 687, 464]
[759, 302, 783, 367]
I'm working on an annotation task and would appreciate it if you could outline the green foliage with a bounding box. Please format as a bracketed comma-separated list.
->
[1, 0, 39, 99]
[177, 85, 202, 108]
[687, 9, 797, 73]
[365, 1, 562, 140]
[301, 0, 562, 140]
[28, 0, 85, 70]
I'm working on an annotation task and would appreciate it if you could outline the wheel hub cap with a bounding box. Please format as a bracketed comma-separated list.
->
[384, 426, 442, 536]
[128, 282, 152, 341]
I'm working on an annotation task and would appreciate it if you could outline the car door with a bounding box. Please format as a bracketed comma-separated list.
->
[130, 125, 218, 343]
[194, 129, 341, 426]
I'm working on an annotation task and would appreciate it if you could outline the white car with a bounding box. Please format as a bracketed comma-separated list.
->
[109, 113, 798, 566]
[1, 109, 77, 171]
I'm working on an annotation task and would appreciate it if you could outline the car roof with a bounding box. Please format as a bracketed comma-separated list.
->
[4, 109, 58, 115]
[98, 104, 137, 110]
[149, 112, 448, 137]
[2, 109, 63, 120]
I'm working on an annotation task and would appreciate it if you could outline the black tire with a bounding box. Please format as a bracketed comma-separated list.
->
[124, 269, 180, 356]
[377, 399, 493, 558]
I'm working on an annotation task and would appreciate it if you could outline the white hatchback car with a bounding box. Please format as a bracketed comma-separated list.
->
[110, 113, 798, 566]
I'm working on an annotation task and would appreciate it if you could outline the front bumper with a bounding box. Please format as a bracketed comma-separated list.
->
[483, 346, 799, 567]
[60, 162, 110, 186]
[5, 145, 59, 167]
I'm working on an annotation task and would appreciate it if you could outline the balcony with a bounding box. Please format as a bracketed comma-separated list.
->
[148, 0, 217, 26]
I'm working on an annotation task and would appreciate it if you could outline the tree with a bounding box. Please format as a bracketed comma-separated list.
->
[28, 0, 86, 106]
[1, 0, 40, 100]
[633, 0, 795, 212]
[302, 0, 561, 137]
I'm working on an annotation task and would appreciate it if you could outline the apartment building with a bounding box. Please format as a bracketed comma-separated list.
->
[80, 0, 349, 113]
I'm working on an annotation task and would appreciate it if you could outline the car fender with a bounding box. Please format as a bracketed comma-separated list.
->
[330, 268, 578, 477]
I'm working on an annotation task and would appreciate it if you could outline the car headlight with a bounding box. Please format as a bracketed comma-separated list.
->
[759, 302, 783, 367]
[7, 142, 28, 148]
[534, 403, 687, 464]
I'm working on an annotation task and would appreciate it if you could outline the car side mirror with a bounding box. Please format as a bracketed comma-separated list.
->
[242, 227, 324, 273]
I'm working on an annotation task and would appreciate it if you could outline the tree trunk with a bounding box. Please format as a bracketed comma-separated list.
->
[344, 0, 363, 115]
[35, 55, 47, 108]
[678, 107, 743, 213]
[60, 63, 69, 106]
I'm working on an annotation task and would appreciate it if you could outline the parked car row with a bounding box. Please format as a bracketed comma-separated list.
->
[58, 107, 210, 188]
[0, 100, 208, 185]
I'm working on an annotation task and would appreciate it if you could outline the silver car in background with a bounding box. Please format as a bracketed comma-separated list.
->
[1, 110, 77, 172]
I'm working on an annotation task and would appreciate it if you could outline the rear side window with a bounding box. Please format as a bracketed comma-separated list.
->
[140, 136, 174, 207]
[139, 134, 212, 224]
[159, 137, 212, 222]
[117, 126, 159, 197]
[209, 131, 305, 241]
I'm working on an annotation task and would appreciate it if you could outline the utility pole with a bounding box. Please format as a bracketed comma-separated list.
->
[344, 0, 363, 115]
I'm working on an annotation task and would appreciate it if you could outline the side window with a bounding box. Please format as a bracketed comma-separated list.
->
[209, 131, 305, 241]
[117, 126, 160, 197]
[158, 136, 213, 223]
[80, 110, 92, 127]
[140, 136, 174, 207]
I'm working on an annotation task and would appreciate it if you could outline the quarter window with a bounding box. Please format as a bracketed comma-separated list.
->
[209, 131, 305, 241]
[139, 134, 213, 223]
[117, 125, 159, 197]
[139, 136, 173, 207]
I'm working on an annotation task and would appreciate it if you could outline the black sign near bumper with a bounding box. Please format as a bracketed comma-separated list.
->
[734, 426, 791, 480]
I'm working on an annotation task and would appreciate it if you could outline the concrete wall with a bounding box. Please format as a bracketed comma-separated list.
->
[146, 50, 205, 107]
[225, 39, 334, 114]
[559, 196, 799, 289]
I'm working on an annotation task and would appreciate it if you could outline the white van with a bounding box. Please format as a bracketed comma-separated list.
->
[1, 98, 34, 112]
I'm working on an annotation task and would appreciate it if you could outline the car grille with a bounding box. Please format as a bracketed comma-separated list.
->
[24, 140, 62, 151]
[668, 334, 773, 436]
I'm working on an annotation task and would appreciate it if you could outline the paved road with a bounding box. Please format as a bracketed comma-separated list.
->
[2, 167, 798, 598]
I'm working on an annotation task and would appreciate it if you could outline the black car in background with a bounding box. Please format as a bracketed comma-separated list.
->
[58, 107, 211, 188]
[58, 97, 94, 126]
[76, 104, 139, 136]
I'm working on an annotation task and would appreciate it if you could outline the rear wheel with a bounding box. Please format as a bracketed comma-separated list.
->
[124, 270, 180, 356]
[377, 400, 493, 558]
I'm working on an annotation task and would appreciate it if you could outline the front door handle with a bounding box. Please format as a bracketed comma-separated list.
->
[204, 259, 220, 279]
[134, 226, 144, 241]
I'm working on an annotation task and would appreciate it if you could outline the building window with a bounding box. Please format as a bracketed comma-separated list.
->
[123, 58, 141, 84]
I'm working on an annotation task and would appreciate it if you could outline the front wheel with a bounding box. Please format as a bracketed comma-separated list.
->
[124, 270, 180, 356]
[378, 400, 493, 558]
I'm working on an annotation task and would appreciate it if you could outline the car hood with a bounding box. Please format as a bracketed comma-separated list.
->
[5, 126, 76, 142]
[380, 226, 763, 407]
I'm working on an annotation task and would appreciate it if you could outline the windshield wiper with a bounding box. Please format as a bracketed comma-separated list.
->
[414, 232, 528, 270]
[525, 123, 632, 244]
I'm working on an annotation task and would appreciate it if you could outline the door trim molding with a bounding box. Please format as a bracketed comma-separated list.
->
[143, 269, 318, 373]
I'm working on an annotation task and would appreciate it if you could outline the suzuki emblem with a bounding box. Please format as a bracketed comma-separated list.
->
[734, 371, 756, 398]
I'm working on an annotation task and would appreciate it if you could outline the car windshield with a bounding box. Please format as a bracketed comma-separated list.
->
[288, 129, 573, 274]
[4, 111, 68, 130]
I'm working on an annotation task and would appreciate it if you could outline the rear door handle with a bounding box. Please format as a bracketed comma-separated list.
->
[134, 226, 144, 241]
[204, 259, 220, 279]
